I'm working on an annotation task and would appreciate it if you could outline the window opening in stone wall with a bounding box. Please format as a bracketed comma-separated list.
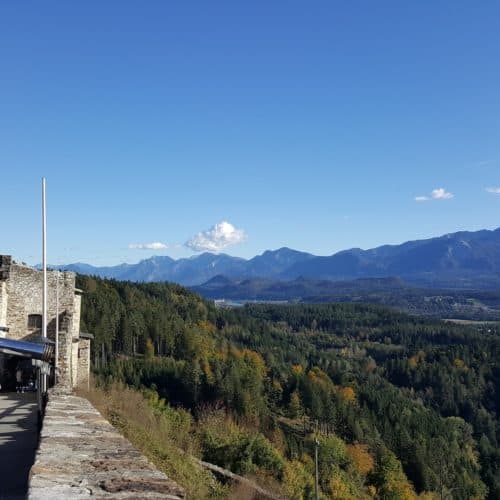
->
[27, 314, 42, 329]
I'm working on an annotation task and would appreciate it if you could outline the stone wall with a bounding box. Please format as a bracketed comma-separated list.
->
[55, 312, 74, 389]
[71, 339, 79, 388]
[29, 390, 185, 499]
[5, 264, 77, 342]
[77, 337, 91, 390]
[73, 293, 81, 339]
[0, 257, 83, 388]
[0, 256, 11, 337]
[0, 281, 7, 338]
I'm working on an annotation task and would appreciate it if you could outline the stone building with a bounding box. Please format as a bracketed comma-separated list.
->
[0, 255, 91, 389]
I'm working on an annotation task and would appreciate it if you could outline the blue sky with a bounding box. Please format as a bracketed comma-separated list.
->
[1, 1, 499, 265]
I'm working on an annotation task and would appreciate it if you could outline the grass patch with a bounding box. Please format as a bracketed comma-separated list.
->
[77, 380, 228, 499]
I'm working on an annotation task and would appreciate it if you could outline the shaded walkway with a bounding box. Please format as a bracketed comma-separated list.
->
[0, 393, 38, 500]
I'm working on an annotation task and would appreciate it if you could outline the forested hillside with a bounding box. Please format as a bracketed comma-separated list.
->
[78, 275, 499, 499]
[192, 276, 500, 321]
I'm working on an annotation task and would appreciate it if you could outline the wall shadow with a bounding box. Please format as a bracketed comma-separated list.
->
[0, 393, 38, 500]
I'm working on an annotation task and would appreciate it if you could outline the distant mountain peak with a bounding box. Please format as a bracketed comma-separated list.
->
[59, 227, 500, 289]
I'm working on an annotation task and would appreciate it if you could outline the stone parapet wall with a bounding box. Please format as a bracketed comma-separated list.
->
[29, 390, 185, 499]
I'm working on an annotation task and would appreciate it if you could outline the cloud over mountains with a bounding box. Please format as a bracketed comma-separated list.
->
[185, 221, 247, 252]
[129, 242, 168, 250]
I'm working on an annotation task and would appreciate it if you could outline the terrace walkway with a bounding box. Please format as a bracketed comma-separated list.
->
[0, 392, 38, 500]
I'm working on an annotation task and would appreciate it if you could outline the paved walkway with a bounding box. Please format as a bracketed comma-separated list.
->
[0, 393, 38, 500]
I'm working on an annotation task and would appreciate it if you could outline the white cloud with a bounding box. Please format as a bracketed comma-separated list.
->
[486, 187, 500, 194]
[430, 188, 454, 200]
[415, 188, 454, 202]
[185, 221, 247, 252]
[128, 242, 168, 250]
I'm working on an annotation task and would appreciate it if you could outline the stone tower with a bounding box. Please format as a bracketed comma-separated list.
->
[0, 255, 88, 388]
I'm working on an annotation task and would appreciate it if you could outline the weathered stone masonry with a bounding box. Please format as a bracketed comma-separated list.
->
[77, 333, 92, 390]
[0, 255, 87, 388]
[29, 390, 185, 499]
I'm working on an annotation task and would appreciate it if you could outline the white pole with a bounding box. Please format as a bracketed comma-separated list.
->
[42, 178, 47, 393]
[55, 269, 59, 383]
[314, 437, 319, 500]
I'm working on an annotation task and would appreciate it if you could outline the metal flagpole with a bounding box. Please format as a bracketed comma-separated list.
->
[42, 178, 47, 393]
[55, 269, 59, 383]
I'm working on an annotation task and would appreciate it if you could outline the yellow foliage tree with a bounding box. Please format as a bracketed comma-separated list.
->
[198, 320, 216, 335]
[409, 351, 426, 369]
[347, 443, 374, 476]
[329, 474, 357, 499]
[308, 367, 333, 389]
[408, 356, 419, 369]
[328, 467, 367, 500]
[283, 460, 315, 500]
[453, 358, 468, 371]
[340, 386, 356, 403]
[242, 349, 267, 379]
[145, 338, 155, 359]
[375, 452, 417, 500]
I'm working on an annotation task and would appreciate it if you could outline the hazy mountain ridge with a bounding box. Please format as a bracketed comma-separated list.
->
[281, 228, 500, 282]
[62, 247, 314, 286]
[60, 228, 500, 289]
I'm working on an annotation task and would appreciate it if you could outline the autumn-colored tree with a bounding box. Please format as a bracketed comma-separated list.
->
[307, 366, 333, 389]
[347, 443, 374, 476]
[283, 460, 315, 499]
[198, 320, 216, 335]
[145, 338, 155, 359]
[329, 470, 360, 500]
[329, 474, 356, 499]
[339, 386, 356, 403]
[453, 358, 468, 371]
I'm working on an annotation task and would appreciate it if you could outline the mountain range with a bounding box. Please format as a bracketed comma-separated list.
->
[62, 247, 314, 286]
[60, 227, 500, 289]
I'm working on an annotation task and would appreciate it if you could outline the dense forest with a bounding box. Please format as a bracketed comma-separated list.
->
[77, 275, 500, 499]
[192, 277, 500, 321]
